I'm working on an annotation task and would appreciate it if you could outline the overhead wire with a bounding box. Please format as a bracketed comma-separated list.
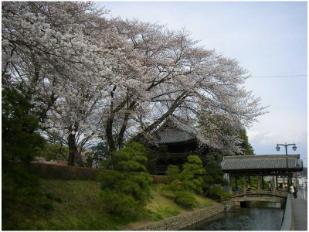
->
[249, 74, 307, 79]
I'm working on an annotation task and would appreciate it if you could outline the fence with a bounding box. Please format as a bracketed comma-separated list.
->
[280, 193, 294, 230]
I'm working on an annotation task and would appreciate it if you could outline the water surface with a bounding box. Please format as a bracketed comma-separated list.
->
[193, 206, 283, 230]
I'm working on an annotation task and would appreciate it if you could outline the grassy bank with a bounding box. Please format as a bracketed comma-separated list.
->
[7, 179, 215, 230]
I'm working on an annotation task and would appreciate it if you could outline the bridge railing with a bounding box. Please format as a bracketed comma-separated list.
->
[231, 189, 287, 198]
[280, 194, 293, 230]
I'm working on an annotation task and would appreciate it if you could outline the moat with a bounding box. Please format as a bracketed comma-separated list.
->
[193, 206, 284, 230]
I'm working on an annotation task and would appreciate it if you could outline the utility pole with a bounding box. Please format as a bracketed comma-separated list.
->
[276, 143, 297, 186]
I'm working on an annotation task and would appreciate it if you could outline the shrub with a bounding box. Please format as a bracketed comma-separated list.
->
[165, 155, 205, 194]
[113, 142, 149, 171]
[30, 163, 98, 180]
[100, 191, 140, 218]
[179, 155, 205, 194]
[99, 142, 152, 218]
[162, 179, 183, 192]
[2, 87, 45, 163]
[167, 165, 180, 181]
[3, 164, 53, 230]
[207, 185, 231, 202]
[85, 142, 108, 168]
[36, 143, 68, 161]
[163, 155, 205, 208]
[2, 87, 50, 229]
[203, 153, 224, 192]
[174, 191, 197, 209]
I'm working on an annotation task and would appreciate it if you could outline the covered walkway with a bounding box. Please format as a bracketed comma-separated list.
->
[221, 155, 303, 192]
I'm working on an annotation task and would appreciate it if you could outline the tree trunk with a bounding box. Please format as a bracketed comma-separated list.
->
[68, 132, 77, 166]
[68, 122, 78, 166]
[105, 86, 117, 153]
[106, 115, 116, 152]
[117, 112, 130, 149]
[134, 91, 188, 140]
[117, 101, 136, 148]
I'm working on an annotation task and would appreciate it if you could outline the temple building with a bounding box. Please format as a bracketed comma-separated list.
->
[147, 118, 208, 174]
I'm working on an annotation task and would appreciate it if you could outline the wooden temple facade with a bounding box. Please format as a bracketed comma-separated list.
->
[147, 118, 208, 175]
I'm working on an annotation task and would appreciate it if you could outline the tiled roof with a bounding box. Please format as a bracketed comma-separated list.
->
[154, 128, 196, 143]
[153, 117, 205, 144]
[221, 155, 303, 171]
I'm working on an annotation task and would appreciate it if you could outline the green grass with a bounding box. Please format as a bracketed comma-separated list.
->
[128, 184, 214, 226]
[6, 179, 215, 230]
[29, 179, 128, 230]
[195, 194, 213, 207]
[146, 185, 183, 220]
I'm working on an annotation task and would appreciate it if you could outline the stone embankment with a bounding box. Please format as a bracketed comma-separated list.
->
[133, 202, 224, 230]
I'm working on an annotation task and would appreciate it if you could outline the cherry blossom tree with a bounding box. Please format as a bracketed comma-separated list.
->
[2, 2, 118, 164]
[2, 2, 266, 166]
[98, 19, 265, 156]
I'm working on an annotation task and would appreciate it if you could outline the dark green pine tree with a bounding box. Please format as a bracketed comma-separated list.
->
[238, 128, 255, 156]
[2, 87, 45, 163]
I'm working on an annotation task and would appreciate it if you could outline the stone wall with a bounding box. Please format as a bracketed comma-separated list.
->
[134, 202, 224, 230]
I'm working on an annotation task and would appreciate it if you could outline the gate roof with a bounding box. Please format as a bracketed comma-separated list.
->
[221, 155, 303, 174]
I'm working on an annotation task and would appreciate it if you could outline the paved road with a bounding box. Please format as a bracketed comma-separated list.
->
[292, 189, 307, 230]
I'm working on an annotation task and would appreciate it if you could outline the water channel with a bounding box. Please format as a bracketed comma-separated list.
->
[193, 205, 284, 230]
[187, 188, 307, 230]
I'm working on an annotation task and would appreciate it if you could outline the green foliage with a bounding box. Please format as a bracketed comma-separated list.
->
[238, 129, 255, 155]
[85, 142, 108, 167]
[2, 165, 53, 230]
[204, 153, 224, 192]
[166, 165, 180, 181]
[99, 142, 152, 218]
[161, 179, 184, 197]
[174, 191, 197, 209]
[31, 163, 98, 180]
[100, 191, 140, 219]
[163, 155, 205, 208]
[18, 179, 130, 230]
[231, 176, 259, 191]
[166, 156, 205, 194]
[176, 155, 205, 194]
[37, 143, 69, 161]
[2, 87, 45, 163]
[2, 87, 49, 229]
[207, 185, 231, 202]
[4, 179, 213, 230]
[113, 142, 149, 172]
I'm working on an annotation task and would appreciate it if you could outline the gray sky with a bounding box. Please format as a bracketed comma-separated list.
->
[97, 1, 307, 165]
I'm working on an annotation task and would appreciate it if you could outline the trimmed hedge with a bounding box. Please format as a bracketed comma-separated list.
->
[174, 191, 197, 209]
[30, 163, 98, 180]
[30, 162, 169, 183]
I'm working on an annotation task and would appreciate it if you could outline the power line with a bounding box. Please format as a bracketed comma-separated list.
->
[249, 74, 307, 79]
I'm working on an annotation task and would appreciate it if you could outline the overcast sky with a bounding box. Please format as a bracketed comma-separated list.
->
[97, 1, 307, 165]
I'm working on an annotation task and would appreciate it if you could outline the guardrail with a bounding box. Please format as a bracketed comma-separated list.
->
[231, 190, 287, 198]
[281, 193, 293, 230]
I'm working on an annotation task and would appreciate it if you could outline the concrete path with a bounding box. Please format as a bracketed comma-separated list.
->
[292, 189, 307, 230]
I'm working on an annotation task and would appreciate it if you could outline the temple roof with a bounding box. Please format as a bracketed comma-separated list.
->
[154, 128, 196, 143]
[152, 117, 206, 144]
[221, 155, 303, 173]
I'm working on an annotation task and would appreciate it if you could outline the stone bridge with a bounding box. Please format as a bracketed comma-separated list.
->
[230, 190, 287, 204]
